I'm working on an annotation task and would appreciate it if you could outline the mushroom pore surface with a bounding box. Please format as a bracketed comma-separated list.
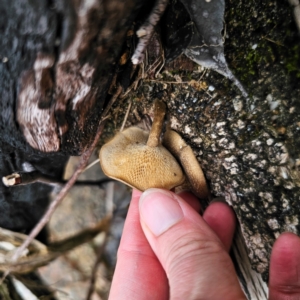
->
[99, 126, 185, 191]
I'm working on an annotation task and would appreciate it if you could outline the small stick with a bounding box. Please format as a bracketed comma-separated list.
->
[120, 101, 132, 132]
[83, 159, 100, 173]
[131, 0, 169, 64]
[4, 86, 123, 279]
[10, 122, 107, 264]
[2, 170, 113, 187]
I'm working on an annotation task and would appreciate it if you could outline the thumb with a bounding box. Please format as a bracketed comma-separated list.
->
[139, 188, 245, 300]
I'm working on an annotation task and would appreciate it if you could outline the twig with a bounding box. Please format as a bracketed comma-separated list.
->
[120, 101, 132, 132]
[10, 122, 106, 263]
[131, 0, 169, 64]
[4, 86, 123, 280]
[155, 56, 165, 78]
[83, 159, 100, 173]
[2, 171, 113, 187]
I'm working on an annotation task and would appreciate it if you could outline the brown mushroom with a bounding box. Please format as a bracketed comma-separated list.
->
[99, 101, 185, 191]
[163, 129, 209, 199]
[99, 100, 209, 198]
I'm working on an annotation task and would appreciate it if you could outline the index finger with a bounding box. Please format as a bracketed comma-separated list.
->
[109, 189, 168, 300]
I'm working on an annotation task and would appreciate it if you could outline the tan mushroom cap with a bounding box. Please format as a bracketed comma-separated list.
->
[99, 126, 185, 191]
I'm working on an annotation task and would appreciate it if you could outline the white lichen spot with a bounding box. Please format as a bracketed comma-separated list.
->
[257, 263, 267, 273]
[228, 142, 235, 149]
[193, 137, 203, 144]
[266, 94, 281, 110]
[240, 204, 249, 212]
[255, 249, 268, 262]
[267, 138, 274, 146]
[244, 153, 258, 161]
[232, 180, 239, 188]
[284, 182, 295, 189]
[267, 206, 277, 213]
[266, 94, 273, 102]
[282, 198, 290, 209]
[274, 232, 280, 239]
[237, 119, 245, 129]
[250, 233, 262, 246]
[219, 138, 229, 146]
[256, 160, 267, 168]
[249, 201, 255, 208]
[259, 192, 273, 202]
[22, 162, 35, 172]
[222, 161, 231, 170]
[285, 215, 299, 226]
[263, 201, 269, 208]
[268, 166, 277, 174]
[225, 155, 236, 162]
[232, 98, 243, 112]
[170, 116, 181, 130]
[277, 149, 289, 164]
[213, 100, 222, 106]
[251, 139, 262, 146]
[217, 128, 226, 136]
[279, 167, 289, 179]
[184, 125, 192, 134]
[284, 224, 298, 234]
[270, 101, 281, 110]
[290, 106, 295, 113]
[230, 167, 239, 175]
[216, 121, 226, 128]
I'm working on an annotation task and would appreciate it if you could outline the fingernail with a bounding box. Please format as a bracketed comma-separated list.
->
[139, 188, 183, 236]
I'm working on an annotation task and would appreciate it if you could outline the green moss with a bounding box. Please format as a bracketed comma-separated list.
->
[234, 41, 276, 84]
[284, 44, 300, 78]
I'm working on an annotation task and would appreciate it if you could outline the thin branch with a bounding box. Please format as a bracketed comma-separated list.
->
[10, 122, 106, 263]
[131, 0, 169, 64]
[120, 101, 132, 132]
[83, 159, 100, 173]
[5, 86, 123, 278]
[2, 171, 113, 187]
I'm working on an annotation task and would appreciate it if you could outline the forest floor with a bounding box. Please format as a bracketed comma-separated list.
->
[38, 153, 130, 300]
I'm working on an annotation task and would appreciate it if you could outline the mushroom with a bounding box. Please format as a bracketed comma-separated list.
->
[99, 100, 209, 198]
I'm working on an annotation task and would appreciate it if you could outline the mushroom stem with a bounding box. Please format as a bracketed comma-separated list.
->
[147, 100, 166, 147]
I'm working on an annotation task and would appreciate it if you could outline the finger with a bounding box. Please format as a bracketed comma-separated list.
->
[139, 188, 246, 300]
[203, 200, 236, 252]
[177, 191, 201, 212]
[109, 189, 168, 300]
[269, 232, 300, 300]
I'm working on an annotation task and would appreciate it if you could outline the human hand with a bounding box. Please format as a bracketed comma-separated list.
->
[109, 189, 300, 300]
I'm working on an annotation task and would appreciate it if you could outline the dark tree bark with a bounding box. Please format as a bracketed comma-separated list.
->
[0, 0, 151, 232]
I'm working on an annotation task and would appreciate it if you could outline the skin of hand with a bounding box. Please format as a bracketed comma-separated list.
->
[109, 188, 300, 300]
